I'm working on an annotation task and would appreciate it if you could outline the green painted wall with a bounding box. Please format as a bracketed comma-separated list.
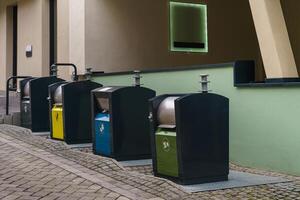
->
[92, 64, 300, 176]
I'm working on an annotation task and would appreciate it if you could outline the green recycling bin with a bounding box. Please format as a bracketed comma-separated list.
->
[149, 92, 229, 185]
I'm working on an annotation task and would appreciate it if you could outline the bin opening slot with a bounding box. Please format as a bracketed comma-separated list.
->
[96, 98, 110, 112]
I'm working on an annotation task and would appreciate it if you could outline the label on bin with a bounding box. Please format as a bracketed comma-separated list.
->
[162, 138, 171, 152]
[96, 116, 110, 122]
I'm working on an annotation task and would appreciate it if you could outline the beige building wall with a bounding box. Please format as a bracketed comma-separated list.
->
[0, 1, 10, 90]
[0, 0, 18, 91]
[2, 0, 300, 91]
[69, 0, 86, 75]
[0, 0, 50, 90]
[84, 0, 263, 75]
[56, 0, 71, 80]
[17, 0, 49, 77]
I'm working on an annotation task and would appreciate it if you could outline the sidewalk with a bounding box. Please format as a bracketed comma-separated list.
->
[0, 124, 299, 200]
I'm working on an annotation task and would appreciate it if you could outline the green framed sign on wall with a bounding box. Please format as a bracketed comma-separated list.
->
[169, 2, 208, 53]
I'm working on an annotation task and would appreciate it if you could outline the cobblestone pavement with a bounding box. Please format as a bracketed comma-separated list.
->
[0, 125, 299, 200]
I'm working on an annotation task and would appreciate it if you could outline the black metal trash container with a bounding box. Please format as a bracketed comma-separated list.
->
[49, 80, 102, 144]
[20, 77, 34, 129]
[149, 92, 229, 185]
[20, 76, 64, 132]
[91, 86, 156, 161]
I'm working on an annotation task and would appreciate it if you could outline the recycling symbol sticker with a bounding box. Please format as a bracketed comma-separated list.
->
[99, 124, 105, 134]
[162, 138, 170, 152]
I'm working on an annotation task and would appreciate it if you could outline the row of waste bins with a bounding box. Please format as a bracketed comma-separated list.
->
[16, 63, 229, 185]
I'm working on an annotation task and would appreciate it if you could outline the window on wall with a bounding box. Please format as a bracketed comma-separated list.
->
[169, 2, 208, 53]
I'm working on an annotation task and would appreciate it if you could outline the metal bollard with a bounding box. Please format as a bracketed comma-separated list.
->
[85, 67, 93, 80]
[133, 70, 143, 87]
[199, 74, 210, 93]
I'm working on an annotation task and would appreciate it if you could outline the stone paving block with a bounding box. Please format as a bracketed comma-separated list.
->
[89, 184, 102, 191]
[106, 192, 121, 199]
[1, 194, 22, 200]
[17, 196, 40, 200]
[4, 187, 24, 192]
[0, 191, 14, 199]
[51, 184, 70, 192]
[94, 193, 110, 199]
[148, 198, 165, 200]
[39, 193, 62, 200]
[116, 197, 131, 200]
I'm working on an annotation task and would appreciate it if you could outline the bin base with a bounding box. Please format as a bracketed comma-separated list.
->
[65, 139, 92, 145]
[93, 150, 151, 161]
[154, 172, 228, 185]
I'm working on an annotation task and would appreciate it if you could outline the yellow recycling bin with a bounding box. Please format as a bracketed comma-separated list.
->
[51, 105, 64, 140]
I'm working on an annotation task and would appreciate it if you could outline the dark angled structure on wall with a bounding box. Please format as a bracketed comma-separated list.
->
[91, 72, 156, 161]
[149, 76, 229, 185]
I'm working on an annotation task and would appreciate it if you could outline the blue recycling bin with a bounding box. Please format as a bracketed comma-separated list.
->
[91, 86, 156, 161]
[94, 113, 111, 156]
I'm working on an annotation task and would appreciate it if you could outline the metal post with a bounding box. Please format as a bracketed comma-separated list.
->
[85, 67, 93, 80]
[6, 80, 9, 115]
[199, 74, 210, 93]
[50, 64, 58, 77]
[50, 63, 78, 81]
[133, 70, 142, 87]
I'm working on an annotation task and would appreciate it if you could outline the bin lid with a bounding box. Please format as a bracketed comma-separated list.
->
[157, 96, 179, 128]
[24, 82, 30, 97]
[96, 98, 110, 111]
[54, 85, 63, 105]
